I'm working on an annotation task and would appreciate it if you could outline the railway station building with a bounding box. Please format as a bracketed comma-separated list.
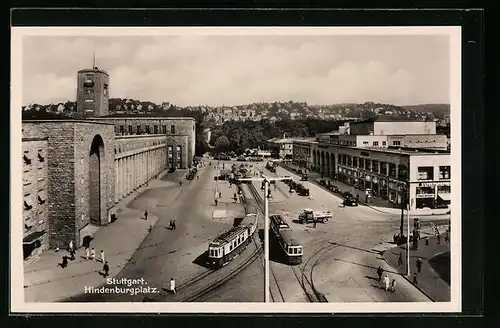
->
[21, 66, 196, 262]
[292, 118, 451, 214]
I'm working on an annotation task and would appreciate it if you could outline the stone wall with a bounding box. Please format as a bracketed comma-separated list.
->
[92, 117, 195, 167]
[22, 138, 49, 259]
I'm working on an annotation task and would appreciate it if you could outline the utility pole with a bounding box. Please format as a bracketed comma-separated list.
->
[238, 172, 291, 303]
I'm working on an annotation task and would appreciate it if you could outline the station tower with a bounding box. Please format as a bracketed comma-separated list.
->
[76, 53, 109, 117]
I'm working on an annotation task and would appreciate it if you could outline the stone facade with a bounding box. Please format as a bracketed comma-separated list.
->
[22, 120, 115, 249]
[92, 117, 196, 168]
[76, 69, 110, 117]
[21, 116, 196, 253]
[22, 138, 49, 261]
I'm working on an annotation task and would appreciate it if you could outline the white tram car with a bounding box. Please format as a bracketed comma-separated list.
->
[207, 213, 258, 268]
[270, 214, 303, 265]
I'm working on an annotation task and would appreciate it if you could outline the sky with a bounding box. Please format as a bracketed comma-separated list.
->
[21, 33, 451, 107]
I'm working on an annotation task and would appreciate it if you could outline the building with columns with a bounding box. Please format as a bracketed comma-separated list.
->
[292, 119, 451, 214]
[21, 65, 197, 261]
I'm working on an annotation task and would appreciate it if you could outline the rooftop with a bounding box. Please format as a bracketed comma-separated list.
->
[363, 146, 450, 156]
[78, 68, 109, 75]
[96, 116, 195, 121]
[22, 119, 114, 126]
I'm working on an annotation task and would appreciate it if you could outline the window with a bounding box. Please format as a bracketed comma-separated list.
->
[24, 195, 33, 209]
[162, 125, 167, 134]
[342, 154, 347, 165]
[398, 164, 408, 180]
[373, 141, 379, 146]
[37, 190, 47, 204]
[365, 159, 371, 171]
[372, 160, 379, 173]
[353, 156, 358, 167]
[417, 166, 434, 180]
[37, 152, 45, 162]
[380, 162, 387, 175]
[363, 141, 369, 146]
[171, 125, 176, 134]
[145, 125, 150, 134]
[359, 157, 365, 169]
[439, 166, 451, 179]
[137, 125, 142, 134]
[388, 163, 397, 178]
[119, 125, 124, 135]
[23, 154, 31, 165]
[438, 185, 451, 193]
[168, 146, 173, 158]
[393, 140, 401, 146]
[128, 125, 133, 135]
[154, 125, 158, 134]
[382, 141, 387, 146]
[347, 156, 352, 166]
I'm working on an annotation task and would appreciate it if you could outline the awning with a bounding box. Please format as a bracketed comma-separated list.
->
[38, 190, 47, 203]
[24, 195, 34, 208]
[23, 230, 46, 244]
[438, 193, 452, 201]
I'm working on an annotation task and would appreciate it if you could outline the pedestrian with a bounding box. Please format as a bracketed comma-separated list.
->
[91, 248, 96, 261]
[60, 255, 68, 268]
[170, 278, 176, 294]
[342, 200, 346, 207]
[313, 219, 317, 228]
[179, 180, 182, 186]
[69, 248, 76, 261]
[413, 272, 418, 285]
[144, 210, 148, 220]
[365, 194, 369, 203]
[425, 237, 429, 246]
[172, 220, 176, 230]
[219, 191, 222, 198]
[196, 175, 199, 180]
[148, 225, 152, 233]
[85, 247, 90, 260]
[103, 261, 109, 278]
[215, 198, 218, 206]
[398, 252, 403, 268]
[376, 266, 384, 281]
[356, 194, 360, 202]
[437, 233, 441, 244]
[390, 279, 397, 292]
[416, 257, 423, 273]
[444, 229, 449, 242]
[69, 240, 74, 252]
[383, 274, 390, 291]
[100, 250, 105, 263]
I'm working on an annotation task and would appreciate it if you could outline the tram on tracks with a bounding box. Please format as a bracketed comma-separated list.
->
[269, 214, 303, 265]
[207, 213, 258, 269]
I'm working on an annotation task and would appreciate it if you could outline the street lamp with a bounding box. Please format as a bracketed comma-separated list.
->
[399, 184, 411, 277]
[239, 173, 290, 303]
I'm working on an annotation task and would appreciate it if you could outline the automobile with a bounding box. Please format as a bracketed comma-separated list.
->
[301, 174, 308, 181]
[237, 156, 247, 162]
[317, 179, 326, 186]
[329, 185, 341, 193]
[298, 209, 332, 224]
[342, 193, 358, 206]
[168, 167, 176, 173]
[296, 186, 310, 196]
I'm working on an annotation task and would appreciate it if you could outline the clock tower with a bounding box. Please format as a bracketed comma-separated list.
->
[76, 62, 109, 117]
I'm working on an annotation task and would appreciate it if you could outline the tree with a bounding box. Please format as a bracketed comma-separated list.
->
[214, 135, 230, 153]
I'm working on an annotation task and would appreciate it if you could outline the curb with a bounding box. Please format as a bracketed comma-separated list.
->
[381, 249, 435, 302]
[279, 164, 450, 217]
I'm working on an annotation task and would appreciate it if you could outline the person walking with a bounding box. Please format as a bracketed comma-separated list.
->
[91, 248, 96, 261]
[398, 252, 403, 268]
[60, 255, 68, 269]
[416, 257, 423, 273]
[437, 232, 441, 244]
[390, 279, 397, 292]
[413, 272, 418, 285]
[69, 248, 76, 261]
[313, 219, 317, 228]
[144, 210, 148, 220]
[102, 261, 110, 278]
[383, 274, 390, 291]
[215, 198, 218, 206]
[85, 247, 90, 260]
[69, 240, 74, 252]
[376, 266, 384, 282]
[172, 220, 176, 230]
[100, 250, 105, 263]
[170, 278, 176, 294]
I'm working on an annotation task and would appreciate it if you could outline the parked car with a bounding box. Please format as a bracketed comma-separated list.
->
[342, 192, 358, 206]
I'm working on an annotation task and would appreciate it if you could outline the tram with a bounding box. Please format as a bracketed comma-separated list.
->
[269, 214, 303, 265]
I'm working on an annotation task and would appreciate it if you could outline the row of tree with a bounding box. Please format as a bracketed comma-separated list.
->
[209, 118, 350, 154]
